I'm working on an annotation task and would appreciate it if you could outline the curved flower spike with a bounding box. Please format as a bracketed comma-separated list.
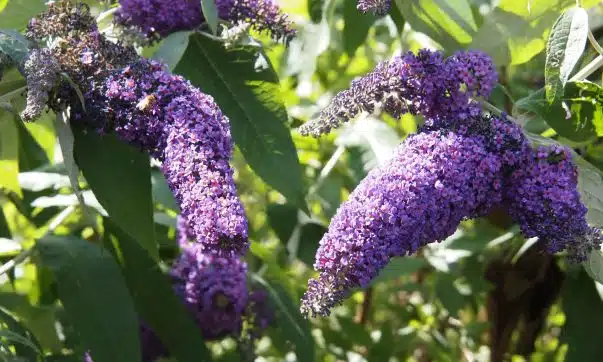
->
[299, 49, 497, 137]
[301, 126, 511, 316]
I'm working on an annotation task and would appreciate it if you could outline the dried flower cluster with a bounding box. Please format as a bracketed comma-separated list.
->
[298, 49, 497, 137]
[115, 0, 295, 43]
[357, 0, 392, 16]
[21, 48, 61, 121]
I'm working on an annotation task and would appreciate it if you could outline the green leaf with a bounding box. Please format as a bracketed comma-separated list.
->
[0, 307, 42, 361]
[296, 222, 326, 266]
[307, 0, 326, 23]
[0, 1, 46, 30]
[72, 129, 157, 260]
[0, 111, 20, 196]
[251, 275, 315, 362]
[389, 2, 406, 34]
[174, 34, 306, 210]
[150, 170, 179, 211]
[266, 203, 298, 244]
[584, 249, 603, 284]
[35, 235, 141, 362]
[470, 9, 549, 66]
[336, 117, 400, 172]
[560, 270, 603, 360]
[17, 120, 49, 171]
[372, 257, 426, 284]
[343, 0, 377, 56]
[103, 219, 212, 362]
[545, 7, 589, 103]
[0, 29, 31, 65]
[200, 0, 219, 35]
[151, 31, 191, 71]
[514, 82, 603, 142]
[393, 0, 477, 49]
[471, 0, 597, 66]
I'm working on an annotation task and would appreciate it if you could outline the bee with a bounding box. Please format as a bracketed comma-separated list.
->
[136, 94, 156, 112]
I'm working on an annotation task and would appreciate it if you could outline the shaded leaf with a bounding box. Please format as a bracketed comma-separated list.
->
[343, 0, 377, 56]
[514, 82, 603, 142]
[296, 221, 326, 266]
[151, 31, 191, 71]
[0, 29, 31, 65]
[150, 170, 179, 211]
[200, 0, 219, 35]
[560, 270, 603, 360]
[0, 111, 20, 196]
[72, 129, 157, 260]
[266, 203, 298, 244]
[393, 0, 477, 50]
[35, 236, 141, 362]
[174, 34, 306, 210]
[545, 7, 589, 103]
[0, 307, 42, 361]
[251, 275, 315, 362]
[103, 219, 212, 362]
[336, 117, 400, 172]
[307, 0, 326, 23]
[372, 257, 426, 284]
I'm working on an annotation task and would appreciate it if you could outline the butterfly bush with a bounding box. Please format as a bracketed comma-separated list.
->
[357, 0, 392, 15]
[299, 49, 497, 137]
[27, 1, 248, 255]
[301, 117, 528, 316]
[506, 145, 603, 262]
[115, 0, 296, 42]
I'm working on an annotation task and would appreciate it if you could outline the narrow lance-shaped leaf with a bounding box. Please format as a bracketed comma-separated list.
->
[200, 0, 219, 35]
[103, 218, 212, 362]
[0, 111, 21, 196]
[174, 34, 307, 211]
[72, 128, 158, 260]
[35, 235, 141, 362]
[251, 275, 315, 362]
[545, 7, 589, 103]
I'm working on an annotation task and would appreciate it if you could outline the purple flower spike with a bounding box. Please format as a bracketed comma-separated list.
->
[88, 59, 249, 256]
[116, 0, 295, 42]
[216, 0, 296, 43]
[299, 49, 497, 137]
[301, 128, 508, 317]
[506, 145, 603, 262]
[171, 243, 249, 340]
[357, 0, 392, 16]
[115, 0, 202, 39]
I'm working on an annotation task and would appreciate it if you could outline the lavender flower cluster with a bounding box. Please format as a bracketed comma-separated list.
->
[357, 0, 392, 16]
[301, 125, 517, 316]
[115, 0, 296, 43]
[24, 3, 273, 358]
[506, 145, 603, 262]
[300, 49, 602, 317]
[89, 59, 249, 255]
[298, 49, 497, 136]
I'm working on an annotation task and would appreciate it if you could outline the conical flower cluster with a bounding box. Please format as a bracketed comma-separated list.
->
[299, 49, 497, 136]
[300, 47, 601, 317]
[115, 0, 295, 42]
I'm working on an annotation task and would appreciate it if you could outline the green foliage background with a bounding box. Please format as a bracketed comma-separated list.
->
[2, 0, 603, 361]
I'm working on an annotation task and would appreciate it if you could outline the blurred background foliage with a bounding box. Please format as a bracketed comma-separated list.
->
[2, 0, 603, 361]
